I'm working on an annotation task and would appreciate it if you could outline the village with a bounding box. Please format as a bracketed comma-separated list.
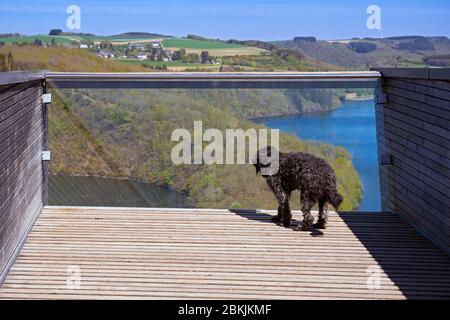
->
[86, 39, 217, 65]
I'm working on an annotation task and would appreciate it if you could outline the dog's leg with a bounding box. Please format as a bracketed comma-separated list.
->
[295, 194, 315, 231]
[314, 200, 328, 229]
[281, 198, 292, 228]
[272, 206, 282, 222]
[275, 189, 291, 228]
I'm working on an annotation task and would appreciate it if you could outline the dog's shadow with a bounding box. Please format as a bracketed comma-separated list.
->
[229, 208, 324, 237]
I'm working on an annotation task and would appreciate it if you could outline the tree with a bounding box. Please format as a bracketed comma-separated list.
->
[200, 51, 210, 64]
[100, 41, 112, 50]
[349, 41, 377, 53]
[49, 29, 62, 36]
[0, 53, 7, 71]
[7, 52, 14, 71]
[34, 38, 43, 46]
[1, 52, 14, 71]
[172, 49, 186, 61]
[184, 53, 199, 63]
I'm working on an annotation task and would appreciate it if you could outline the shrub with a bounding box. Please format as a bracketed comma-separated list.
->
[348, 41, 377, 53]
[397, 38, 435, 52]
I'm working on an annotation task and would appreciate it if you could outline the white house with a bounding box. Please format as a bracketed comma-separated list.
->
[79, 44, 89, 49]
[97, 51, 114, 59]
[137, 54, 148, 60]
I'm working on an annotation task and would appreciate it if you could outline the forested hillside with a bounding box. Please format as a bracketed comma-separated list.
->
[274, 36, 450, 69]
[50, 88, 362, 210]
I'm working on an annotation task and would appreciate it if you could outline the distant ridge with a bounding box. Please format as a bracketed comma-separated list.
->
[273, 35, 450, 69]
[110, 32, 173, 38]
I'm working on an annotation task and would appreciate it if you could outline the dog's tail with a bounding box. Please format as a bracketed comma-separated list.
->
[328, 187, 343, 211]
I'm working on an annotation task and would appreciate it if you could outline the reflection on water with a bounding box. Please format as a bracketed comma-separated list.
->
[256, 100, 381, 211]
[49, 175, 189, 208]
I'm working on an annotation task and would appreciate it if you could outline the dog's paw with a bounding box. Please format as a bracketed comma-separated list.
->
[313, 221, 327, 229]
[283, 219, 291, 228]
[294, 223, 311, 231]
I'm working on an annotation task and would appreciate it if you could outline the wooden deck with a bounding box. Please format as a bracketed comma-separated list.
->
[0, 206, 449, 299]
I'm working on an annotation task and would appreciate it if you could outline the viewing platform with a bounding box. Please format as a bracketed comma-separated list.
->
[0, 69, 449, 299]
[0, 207, 449, 299]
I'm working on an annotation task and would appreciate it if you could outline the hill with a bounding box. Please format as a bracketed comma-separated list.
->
[273, 36, 450, 69]
[53, 87, 362, 210]
[110, 32, 172, 38]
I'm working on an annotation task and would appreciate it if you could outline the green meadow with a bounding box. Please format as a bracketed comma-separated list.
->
[162, 38, 244, 49]
[0, 35, 75, 44]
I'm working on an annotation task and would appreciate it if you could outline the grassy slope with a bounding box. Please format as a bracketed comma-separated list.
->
[0, 44, 146, 72]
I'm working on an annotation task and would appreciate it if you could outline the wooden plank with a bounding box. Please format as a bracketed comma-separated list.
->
[0, 134, 43, 210]
[386, 136, 450, 187]
[383, 120, 448, 158]
[383, 108, 449, 142]
[375, 68, 430, 79]
[429, 68, 450, 81]
[384, 127, 450, 170]
[0, 102, 43, 150]
[386, 78, 450, 102]
[0, 159, 43, 244]
[0, 156, 42, 223]
[383, 187, 449, 246]
[0, 80, 40, 104]
[0, 120, 44, 182]
[412, 79, 450, 93]
[386, 91, 450, 123]
[0, 188, 42, 263]
[385, 98, 449, 130]
[387, 201, 449, 257]
[0, 83, 41, 115]
[382, 111, 449, 152]
[387, 163, 449, 211]
[1, 207, 449, 299]
[0, 120, 44, 186]
[0, 90, 43, 136]
[384, 172, 450, 228]
[383, 85, 449, 111]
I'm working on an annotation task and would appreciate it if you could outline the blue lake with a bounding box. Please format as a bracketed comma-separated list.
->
[256, 99, 381, 211]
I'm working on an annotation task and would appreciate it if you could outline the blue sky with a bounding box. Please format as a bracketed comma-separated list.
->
[0, 0, 449, 40]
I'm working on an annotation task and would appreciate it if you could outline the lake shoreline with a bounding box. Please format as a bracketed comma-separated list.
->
[248, 97, 373, 121]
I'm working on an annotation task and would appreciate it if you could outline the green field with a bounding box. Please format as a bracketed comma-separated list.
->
[162, 38, 244, 49]
[0, 34, 163, 45]
[0, 35, 75, 44]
